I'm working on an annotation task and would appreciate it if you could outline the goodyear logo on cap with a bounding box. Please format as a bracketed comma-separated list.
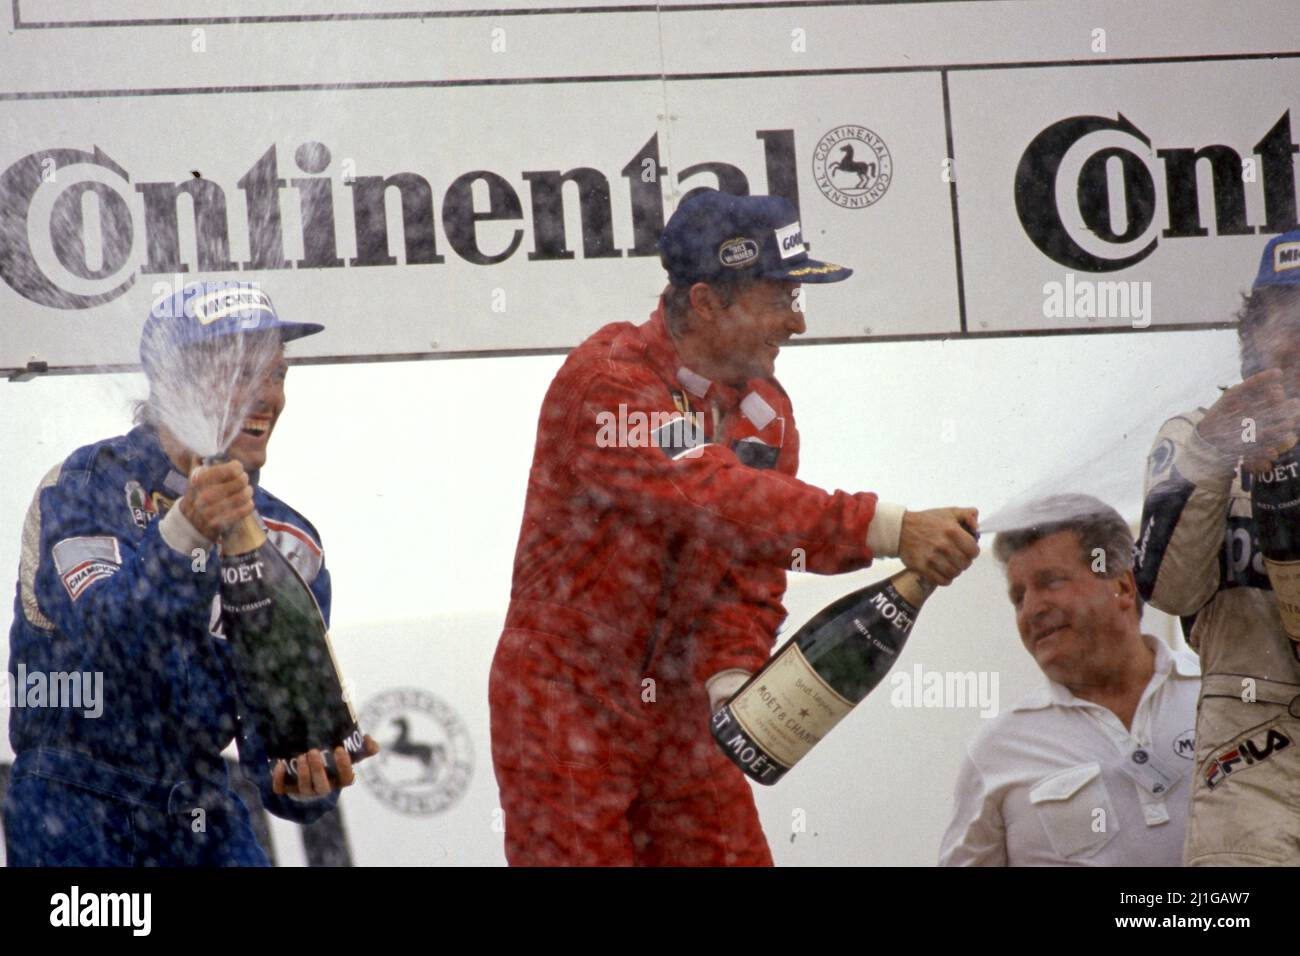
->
[775, 221, 805, 260]
[191, 285, 275, 326]
[1275, 241, 1300, 273]
[719, 237, 760, 269]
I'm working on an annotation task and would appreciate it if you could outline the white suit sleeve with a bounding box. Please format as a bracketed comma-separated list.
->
[938, 747, 1007, 867]
[1135, 413, 1235, 617]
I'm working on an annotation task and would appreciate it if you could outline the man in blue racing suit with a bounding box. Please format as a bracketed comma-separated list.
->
[4, 280, 372, 866]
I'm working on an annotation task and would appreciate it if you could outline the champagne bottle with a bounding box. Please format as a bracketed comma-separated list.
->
[1249, 444, 1300, 663]
[220, 512, 367, 782]
[710, 568, 935, 785]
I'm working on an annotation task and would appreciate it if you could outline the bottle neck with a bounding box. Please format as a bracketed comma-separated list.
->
[197, 452, 268, 556]
[890, 568, 937, 609]
[223, 513, 267, 556]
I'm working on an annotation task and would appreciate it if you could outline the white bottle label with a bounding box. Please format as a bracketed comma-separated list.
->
[729, 643, 854, 769]
[1263, 556, 1300, 640]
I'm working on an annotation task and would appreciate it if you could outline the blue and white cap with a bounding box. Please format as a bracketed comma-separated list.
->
[1252, 230, 1300, 291]
[658, 190, 853, 287]
[140, 280, 322, 377]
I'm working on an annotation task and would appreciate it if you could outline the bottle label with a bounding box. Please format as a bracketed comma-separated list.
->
[1262, 557, 1300, 647]
[729, 643, 854, 770]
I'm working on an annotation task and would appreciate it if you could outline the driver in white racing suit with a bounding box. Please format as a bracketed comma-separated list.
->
[1136, 230, 1300, 866]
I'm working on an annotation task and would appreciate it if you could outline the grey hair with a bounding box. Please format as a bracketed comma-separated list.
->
[1236, 284, 1300, 378]
[992, 493, 1143, 617]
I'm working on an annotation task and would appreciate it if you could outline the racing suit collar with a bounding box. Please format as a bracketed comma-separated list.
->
[646, 299, 743, 411]
[127, 424, 262, 496]
[127, 425, 193, 498]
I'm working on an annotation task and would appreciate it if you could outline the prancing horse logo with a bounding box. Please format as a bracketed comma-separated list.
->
[358, 688, 473, 816]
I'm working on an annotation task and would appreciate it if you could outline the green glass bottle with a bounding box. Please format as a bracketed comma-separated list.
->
[711, 568, 934, 785]
[220, 513, 367, 782]
[1249, 444, 1300, 663]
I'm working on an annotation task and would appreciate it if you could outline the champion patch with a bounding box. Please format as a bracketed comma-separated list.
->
[52, 536, 122, 602]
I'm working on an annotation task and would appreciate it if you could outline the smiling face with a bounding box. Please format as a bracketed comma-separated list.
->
[225, 345, 288, 472]
[1005, 530, 1138, 687]
[689, 278, 806, 383]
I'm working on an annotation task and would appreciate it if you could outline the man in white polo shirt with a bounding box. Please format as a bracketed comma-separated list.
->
[939, 495, 1200, 866]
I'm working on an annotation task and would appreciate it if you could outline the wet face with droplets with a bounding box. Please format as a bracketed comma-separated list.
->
[693, 279, 806, 384]
[1244, 290, 1300, 391]
[225, 343, 287, 473]
[1005, 530, 1139, 688]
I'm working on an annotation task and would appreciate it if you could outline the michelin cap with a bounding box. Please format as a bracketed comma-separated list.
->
[1252, 230, 1300, 290]
[658, 190, 852, 287]
[140, 281, 323, 377]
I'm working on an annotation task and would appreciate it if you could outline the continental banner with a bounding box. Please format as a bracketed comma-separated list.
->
[0, 75, 951, 370]
[1, 0, 1297, 373]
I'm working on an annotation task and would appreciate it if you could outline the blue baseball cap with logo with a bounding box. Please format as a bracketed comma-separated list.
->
[658, 190, 853, 287]
[140, 281, 323, 377]
[1252, 230, 1300, 290]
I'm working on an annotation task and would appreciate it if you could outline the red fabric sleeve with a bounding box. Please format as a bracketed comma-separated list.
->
[562, 361, 878, 575]
[692, 559, 790, 682]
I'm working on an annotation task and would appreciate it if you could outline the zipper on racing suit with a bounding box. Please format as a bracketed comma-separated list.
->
[639, 395, 724, 675]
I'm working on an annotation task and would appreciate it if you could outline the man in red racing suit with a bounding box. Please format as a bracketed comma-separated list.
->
[489, 191, 979, 866]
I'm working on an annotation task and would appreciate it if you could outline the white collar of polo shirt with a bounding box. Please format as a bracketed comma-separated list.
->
[1013, 633, 1199, 713]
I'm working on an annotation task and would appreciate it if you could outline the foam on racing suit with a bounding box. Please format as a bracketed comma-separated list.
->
[1136, 409, 1300, 865]
[490, 303, 883, 865]
[4, 425, 338, 866]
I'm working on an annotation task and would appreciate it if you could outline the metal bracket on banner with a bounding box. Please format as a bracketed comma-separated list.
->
[8, 361, 49, 383]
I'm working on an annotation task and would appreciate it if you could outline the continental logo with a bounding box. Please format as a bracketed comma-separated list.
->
[812, 125, 893, 209]
[0, 134, 805, 310]
[358, 687, 473, 816]
[1015, 111, 1299, 273]
[719, 237, 760, 269]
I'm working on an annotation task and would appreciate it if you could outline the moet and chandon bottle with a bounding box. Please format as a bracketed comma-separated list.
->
[711, 567, 935, 785]
[1249, 443, 1300, 663]
[219, 512, 367, 782]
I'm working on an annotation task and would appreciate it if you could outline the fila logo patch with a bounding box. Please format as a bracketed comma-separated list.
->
[52, 536, 122, 602]
[1202, 726, 1291, 790]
